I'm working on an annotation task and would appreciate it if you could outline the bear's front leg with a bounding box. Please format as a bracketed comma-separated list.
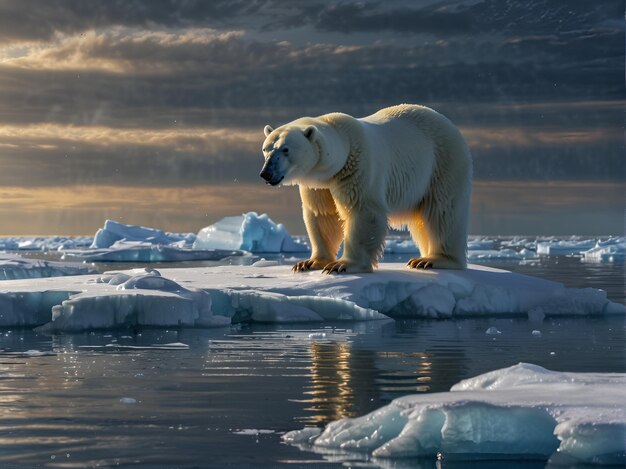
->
[293, 188, 343, 272]
[323, 208, 387, 274]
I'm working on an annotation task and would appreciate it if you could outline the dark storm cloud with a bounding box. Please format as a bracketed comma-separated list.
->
[0, 27, 621, 128]
[0, 0, 269, 43]
[313, 0, 622, 37]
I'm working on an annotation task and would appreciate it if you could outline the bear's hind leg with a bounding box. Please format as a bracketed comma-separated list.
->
[407, 202, 466, 270]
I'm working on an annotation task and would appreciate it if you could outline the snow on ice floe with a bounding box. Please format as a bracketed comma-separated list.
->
[283, 363, 626, 465]
[0, 253, 95, 281]
[192, 212, 308, 253]
[0, 263, 621, 331]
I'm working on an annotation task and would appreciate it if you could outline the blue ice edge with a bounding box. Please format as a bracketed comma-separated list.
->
[0, 263, 622, 332]
[283, 363, 626, 466]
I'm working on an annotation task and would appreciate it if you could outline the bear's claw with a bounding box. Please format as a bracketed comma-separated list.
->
[407, 257, 434, 269]
[322, 261, 348, 274]
[292, 258, 334, 272]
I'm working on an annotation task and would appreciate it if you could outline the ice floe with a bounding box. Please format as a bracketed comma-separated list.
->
[0, 253, 95, 281]
[535, 236, 625, 258]
[0, 236, 92, 251]
[581, 239, 626, 263]
[192, 212, 308, 253]
[0, 263, 621, 331]
[62, 240, 242, 263]
[284, 363, 626, 465]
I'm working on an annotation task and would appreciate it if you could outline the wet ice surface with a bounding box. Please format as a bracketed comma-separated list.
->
[0, 313, 623, 468]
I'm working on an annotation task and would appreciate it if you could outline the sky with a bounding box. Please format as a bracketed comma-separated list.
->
[0, 0, 622, 236]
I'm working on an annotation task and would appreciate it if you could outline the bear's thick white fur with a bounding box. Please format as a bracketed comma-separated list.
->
[260, 104, 472, 273]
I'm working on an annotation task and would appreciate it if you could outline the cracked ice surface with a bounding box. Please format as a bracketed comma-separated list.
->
[0, 263, 621, 331]
[284, 363, 626, 465]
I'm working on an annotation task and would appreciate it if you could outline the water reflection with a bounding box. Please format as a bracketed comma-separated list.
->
[294, 329, 465, 426]
[294, 341, 379, 424]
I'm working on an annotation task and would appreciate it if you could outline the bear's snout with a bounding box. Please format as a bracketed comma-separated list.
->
[259, 166, 273, 182]
[259, 164, 284, 186]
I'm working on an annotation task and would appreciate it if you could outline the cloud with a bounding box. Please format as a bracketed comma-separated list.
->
[0, 26, 621, 135]
[0, 0, 272, 44]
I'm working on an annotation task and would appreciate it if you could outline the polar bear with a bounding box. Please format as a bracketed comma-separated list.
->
[259, 104, 472, 273]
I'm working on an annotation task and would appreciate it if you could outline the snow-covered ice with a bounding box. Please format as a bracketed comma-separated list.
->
[284, 363, 626, 465]
[192, 212, 308, 253]
[0, 263, 621, 331]
[0, 253, 95, 280]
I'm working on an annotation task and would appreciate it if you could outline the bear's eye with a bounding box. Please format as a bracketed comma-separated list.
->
[282, 147, 289, 155]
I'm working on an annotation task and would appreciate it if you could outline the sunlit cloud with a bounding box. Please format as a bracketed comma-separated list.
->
[0, 28, 246, 73]
[0, 123, 260, 155]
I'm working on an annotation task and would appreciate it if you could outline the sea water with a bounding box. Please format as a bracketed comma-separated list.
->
[0, 256, 623, 468]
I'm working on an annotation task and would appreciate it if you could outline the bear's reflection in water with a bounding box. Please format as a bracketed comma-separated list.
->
[295, 341, 439, 426]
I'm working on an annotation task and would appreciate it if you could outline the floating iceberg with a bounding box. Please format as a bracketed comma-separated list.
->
[384, 238, 420, 254]
[91, 219, 195, 249]
[467, 248, 531, 261]
[0, 253, 95, 281]
[0, 263, 621, 331]
[193, 212, 308, 253]
[284, 363, 626, 465]
[57, 220, 242, 262]
[536, 238, 597, 256]
[581, 239, 626, 263]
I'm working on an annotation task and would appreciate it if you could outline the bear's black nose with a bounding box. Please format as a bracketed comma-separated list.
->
[259, 168, 273, 182]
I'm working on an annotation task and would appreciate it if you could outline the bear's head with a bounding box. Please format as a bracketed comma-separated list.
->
[259, 124, 319, 186]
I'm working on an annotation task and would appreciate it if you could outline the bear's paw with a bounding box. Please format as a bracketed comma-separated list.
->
[292, 258, 335, 272]
[407, 256, 463, 270]
[322, 260, 373, 275]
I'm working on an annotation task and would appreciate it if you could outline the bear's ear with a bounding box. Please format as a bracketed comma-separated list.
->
[303, 126, 316, 141]
[264, 125, 274, 137]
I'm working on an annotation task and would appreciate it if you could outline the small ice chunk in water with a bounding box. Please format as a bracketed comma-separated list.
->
[283, 427, 322, 444]
[232, 429, 275, 436]
[119, 397, 137, 404]
[532, 330, 542, 337]
[485, 326, 501, 335]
